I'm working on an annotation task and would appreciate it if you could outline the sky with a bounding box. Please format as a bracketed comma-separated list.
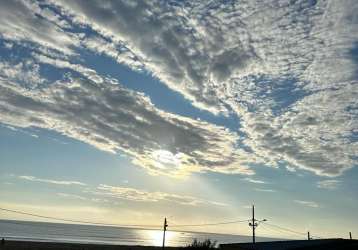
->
[0, 0, 357, 240]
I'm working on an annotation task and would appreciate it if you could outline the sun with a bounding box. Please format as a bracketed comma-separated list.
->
[152, 150, 184, 168]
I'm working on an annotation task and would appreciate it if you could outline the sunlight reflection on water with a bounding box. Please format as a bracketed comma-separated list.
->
[142, 230, 180, 247]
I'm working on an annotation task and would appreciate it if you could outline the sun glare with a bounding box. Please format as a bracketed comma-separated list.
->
[145, 230, 177, 247]
[152, 150, 184, 167]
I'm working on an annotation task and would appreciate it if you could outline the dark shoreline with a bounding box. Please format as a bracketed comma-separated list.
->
[2, 238, 358, 250]
[0, 240, 184, 250]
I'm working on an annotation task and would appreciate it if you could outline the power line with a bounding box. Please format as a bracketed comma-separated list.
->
[260, 224, 302, 239]
[1, 207, 247, 229]
[262, 222, 307, 236]
[168, 219, 249, 227]
[0, 207, 161, 228]
[1, 219, 156, 236]
[263, 222, 326, 240]
[262, 224, 296, 237]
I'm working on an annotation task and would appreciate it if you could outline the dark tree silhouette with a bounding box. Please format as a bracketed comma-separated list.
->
[185, 239, 217, 249]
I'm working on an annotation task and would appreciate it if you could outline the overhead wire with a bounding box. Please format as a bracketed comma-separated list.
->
[1, 207, 248, 229]
[259, 224, 291, 239]
[262, 222, 326, 239]
[260, 223, 303, 240]
[262, 222, 307, 236]
[168, 219, 249, 228]
[0, 207, 161, 228]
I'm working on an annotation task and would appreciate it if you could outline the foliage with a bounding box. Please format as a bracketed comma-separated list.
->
[185, 239, 217, 249]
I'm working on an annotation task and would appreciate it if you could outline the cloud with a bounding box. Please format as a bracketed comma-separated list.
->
[18, 175, 86, 186]
[317, 180, 341, 190]
[57, 193, 111, 203]
[294, 200, 319, 208]
[94, 184, 227, 207]
[0, 69, 254, 177]
[45, 183, 226, 207]
[0, 60, 44, 89]
[244, 178, 266, 184]
[57, 193, 87, 200]
[47, 0, 358, 177]
[1, 124, 38, 138]
[33, 54, 105, 84]
[255, 188, 276, 192]
[0, 0, 357, 178]
[0, 0, 78, 55]
[285, 166, 296, 172]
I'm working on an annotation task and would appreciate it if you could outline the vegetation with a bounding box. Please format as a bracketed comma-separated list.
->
[185, 239, 217, 249]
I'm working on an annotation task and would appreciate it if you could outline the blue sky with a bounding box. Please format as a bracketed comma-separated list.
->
[0, 0, 357, 240]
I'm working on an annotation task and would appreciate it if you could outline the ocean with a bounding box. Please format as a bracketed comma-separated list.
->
[0, 219, 276, 246]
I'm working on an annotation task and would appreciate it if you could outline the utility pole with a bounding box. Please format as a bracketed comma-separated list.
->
[251, 205, 256, 244]
[349, 232, 352, 240]
[307, 231, 310, 240]
[162, 217, 168, 250]
[249, 205, 266, 247]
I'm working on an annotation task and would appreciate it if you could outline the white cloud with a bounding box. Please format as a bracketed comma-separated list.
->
[294, 200, 319, 208]
[94, 184, 227, 207]
[1, 124, 38, 138]
[255, 188, 276, 192]
[57, 193, 110, 203]
[244, 178, 266, 184]
[317, 180, 341, 190]
[80, 36, 145, 71]
[0, 0, 78, 55]
[286, 166, 296, 172]
[33, 53, 105, 84]
[18, 175, 86, 186]
[46, 0, 358, 177]
[0, 60, 44, 89]
[57, 193, 87, 200]
[0, 0, 357, 178]
[0, 72, 254, 178]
